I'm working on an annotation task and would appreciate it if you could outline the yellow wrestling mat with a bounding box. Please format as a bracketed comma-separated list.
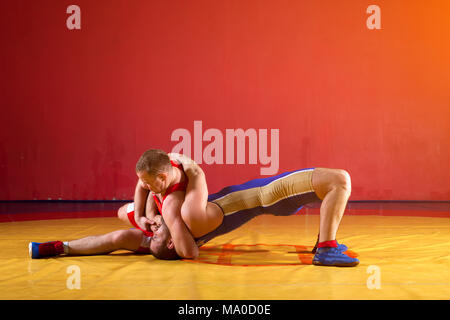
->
[0, 215, 449, 300]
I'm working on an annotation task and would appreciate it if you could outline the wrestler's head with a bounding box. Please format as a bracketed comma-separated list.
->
[136, 149, 172, 194]
[149, 215, 180, 260]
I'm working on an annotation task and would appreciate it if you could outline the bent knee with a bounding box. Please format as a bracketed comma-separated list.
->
[117, 203, 132, 221]
[333, 169, 351, 192]
[312, 168, 352, 199]
[117, 207, 122, 219]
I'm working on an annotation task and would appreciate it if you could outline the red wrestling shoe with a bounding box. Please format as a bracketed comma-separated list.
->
[29, 241, 64, 259]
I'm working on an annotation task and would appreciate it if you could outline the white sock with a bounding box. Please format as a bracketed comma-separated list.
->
[63, 241, 69, 254]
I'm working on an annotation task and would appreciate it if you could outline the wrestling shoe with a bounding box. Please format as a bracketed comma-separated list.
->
[312, 247, 359, 267]
[312, 241, 348, 254]
[29, 241, 64, 259]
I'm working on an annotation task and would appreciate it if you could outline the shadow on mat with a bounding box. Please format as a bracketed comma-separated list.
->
[181, 243, 357, 266]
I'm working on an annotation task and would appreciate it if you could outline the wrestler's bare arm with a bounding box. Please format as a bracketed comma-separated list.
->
[145, 191, 158, 220]
[168, 153, 208, 218]
[161, 191, 199, 259]
[133, 179, 151, 230]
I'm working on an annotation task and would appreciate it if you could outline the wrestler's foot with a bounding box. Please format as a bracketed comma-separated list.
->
[311, 241, 348, 254]
[29, 241, 64, 259]
[312, 247, 359, 267]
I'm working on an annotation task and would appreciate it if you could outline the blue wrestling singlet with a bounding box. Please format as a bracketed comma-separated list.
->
[195, 168, 321, 246]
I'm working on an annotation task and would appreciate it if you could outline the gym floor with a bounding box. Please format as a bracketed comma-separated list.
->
[0, 201, 448, 300]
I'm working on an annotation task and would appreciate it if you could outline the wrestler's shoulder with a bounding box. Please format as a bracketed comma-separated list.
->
[168, 153, 196, 166]
[163, 190, 185, 206]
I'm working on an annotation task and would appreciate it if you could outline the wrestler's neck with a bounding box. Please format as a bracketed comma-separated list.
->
[162, 166, 184, 195]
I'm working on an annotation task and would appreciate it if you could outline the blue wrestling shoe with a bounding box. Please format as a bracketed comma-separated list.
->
[29, 241, 64, 259]
[312, 247, 359, 267]
[312, 241, 347, 254]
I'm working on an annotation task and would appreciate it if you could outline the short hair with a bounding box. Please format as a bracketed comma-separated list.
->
[152, 243, 181, 260]
[150, 217, 181, 260]
[136, 149, 171, 176]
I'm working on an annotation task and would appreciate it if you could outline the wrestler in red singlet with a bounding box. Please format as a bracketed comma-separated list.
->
[127, 160, 188, 236]
[151, 160, 189, 213]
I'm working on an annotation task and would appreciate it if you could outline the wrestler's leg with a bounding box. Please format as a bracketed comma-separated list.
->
[309, 168, 359, 266]
[119, 194, 159, 226]
[117, 203, 134, 226]
[67, 229, 144, 255]
[29, 229, 146, 258]
[311, 168, 352, 243]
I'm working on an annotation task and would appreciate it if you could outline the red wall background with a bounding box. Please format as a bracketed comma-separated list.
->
[1, 0, 449, 201]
